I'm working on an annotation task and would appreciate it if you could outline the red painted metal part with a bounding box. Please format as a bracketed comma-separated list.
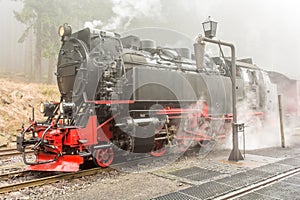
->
[96, 114, 117, 142]
[157, 108, 200, 115]
[93, 147, 114, 167]
[28, 99, 264, 170]
[76, 116, 98, 146]
[151, 139, 167, 157]
[29, 114, 115, 171]
[64, 115, 115, 147]
[157, 102, 233, 146]
[28, 152, 84, 172]
[225, 111, 264, 120]
[89, 100, 135, 105]
[151, 147, 167, 157]
[157, 101, 209, 116]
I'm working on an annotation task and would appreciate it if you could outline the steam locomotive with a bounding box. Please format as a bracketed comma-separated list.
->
[17, 24, 279, 172]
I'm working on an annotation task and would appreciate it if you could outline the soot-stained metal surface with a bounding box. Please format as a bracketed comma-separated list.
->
[235, 192, 279, 200]
[215, 170, 267, 188]
[235, 172, 300, 199]
[179, 181, 234, 199]
[246, 169, 274, 179]
[185, 169, 222, 181]
[169, 166, 204, 177]
[253, 181, 300, 199]
[151, 192, 198, 200]
[253, 163, 295, 175]
[155, 155, 300, 200]
[169, 166, 223, 182]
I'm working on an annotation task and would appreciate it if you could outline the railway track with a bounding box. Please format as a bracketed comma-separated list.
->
[0, 151, 180, 194]
[0, 148, 33, 159]
[215, 167, 300, 200]
[1, 147, 299, 197]
[0, 170, 30, 181]
[0, 167, 112, 194]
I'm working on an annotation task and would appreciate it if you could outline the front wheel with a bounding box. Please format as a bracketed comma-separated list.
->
[93, 147, 114, 167]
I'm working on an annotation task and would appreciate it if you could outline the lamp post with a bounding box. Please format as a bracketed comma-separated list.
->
[196, 17, 243, 161]
[202, 16, 218, 39]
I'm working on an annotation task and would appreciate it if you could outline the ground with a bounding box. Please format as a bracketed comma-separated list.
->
[2, 137, 299, 200]
[60, 139, 300, 200]
[64, 172, 189, 200]
[0, 77, 60, 147]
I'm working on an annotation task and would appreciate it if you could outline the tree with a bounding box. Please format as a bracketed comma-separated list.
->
[13, 0, 113, 83]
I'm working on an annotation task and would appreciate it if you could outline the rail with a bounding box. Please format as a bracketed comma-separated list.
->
[0, 148, 33, 159]
[214, 167, 300, 200]
[0, 167, 112, 194]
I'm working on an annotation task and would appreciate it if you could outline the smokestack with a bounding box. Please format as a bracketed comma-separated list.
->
[193, 42, 205, 70]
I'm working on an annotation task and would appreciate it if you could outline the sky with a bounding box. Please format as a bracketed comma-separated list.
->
[1, 0, 300, 79]
[150, 0, 300, 79]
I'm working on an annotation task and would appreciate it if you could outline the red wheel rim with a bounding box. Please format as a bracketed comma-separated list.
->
[151, 141, 167, 157]
[94, 148, 114, 167]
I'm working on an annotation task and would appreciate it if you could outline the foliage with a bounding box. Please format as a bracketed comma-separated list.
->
[14, 0, 113, 59]
[11, 0, 112, 82]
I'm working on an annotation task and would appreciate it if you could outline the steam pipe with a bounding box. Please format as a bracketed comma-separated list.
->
[115, 117, 160, 127]
[198, 36, 237, 124]
[193, 42, 205, 70]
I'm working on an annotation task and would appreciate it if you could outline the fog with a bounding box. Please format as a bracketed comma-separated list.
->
[1, 0, 300, 79]
[147, 0, 300, 79]
[0, 0, 27, 74]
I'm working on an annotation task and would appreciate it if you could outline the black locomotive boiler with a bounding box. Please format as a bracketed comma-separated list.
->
[17, 24, 276, 171]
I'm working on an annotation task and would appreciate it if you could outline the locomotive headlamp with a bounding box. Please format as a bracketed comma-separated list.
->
[58, 24, 72, 37]
[59, 102, 75, 116]
[202, 16, 218, 39]
[40, 102, 56, 117]
[40, 103, 45, 113]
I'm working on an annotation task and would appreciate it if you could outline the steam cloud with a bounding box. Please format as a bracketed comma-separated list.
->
[84, 20, 103, 29]
[103, 0, 162, 30]
[84, 0, 159, 31]
[84, 0, 162, 30]
[221, 95, 297, 151]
